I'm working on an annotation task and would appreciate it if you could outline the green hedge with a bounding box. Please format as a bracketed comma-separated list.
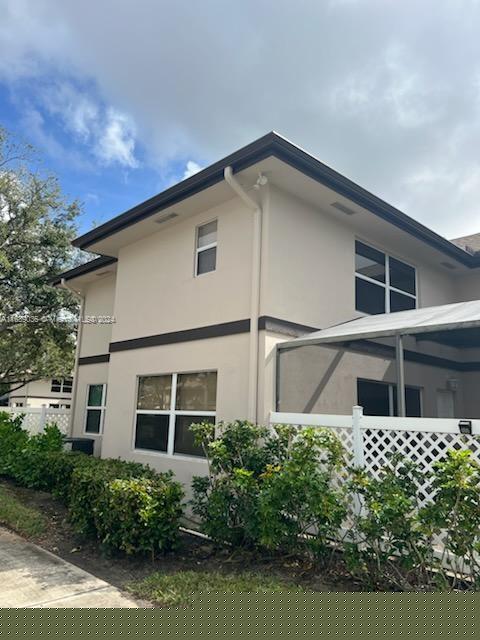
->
[0, 411, 184, 556]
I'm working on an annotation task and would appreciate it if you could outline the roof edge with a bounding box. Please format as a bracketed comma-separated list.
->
[72, 131, 479, 268]
[50, 256, 117, 286]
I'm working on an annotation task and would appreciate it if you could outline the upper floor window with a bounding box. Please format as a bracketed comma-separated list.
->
[134, 370, 217, 458]
[355, 241, 416, 315]
[195, 220, 217, 275]
[51, 378, 73, 393]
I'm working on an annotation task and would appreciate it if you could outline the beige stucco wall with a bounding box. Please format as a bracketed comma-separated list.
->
[80, 274, 116, 357]
[100, 333, 250, 490]
[262, 186, 458, 329]
[453, 271, 480, 302]
[111, 197, 253, 343]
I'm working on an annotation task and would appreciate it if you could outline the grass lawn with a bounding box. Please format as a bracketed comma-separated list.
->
[0, 484, 48, 538]
[126, 570, 308, 607]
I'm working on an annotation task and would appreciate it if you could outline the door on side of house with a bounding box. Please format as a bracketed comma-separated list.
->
[436, 389, 455, 418]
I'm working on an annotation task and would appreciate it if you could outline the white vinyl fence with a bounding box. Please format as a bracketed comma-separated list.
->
[0, 406, 70, 435]
[270, 406, 480, 505]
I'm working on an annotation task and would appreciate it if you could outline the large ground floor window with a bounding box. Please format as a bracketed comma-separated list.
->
[134, 370, 217, 458]
[357, 379, 422, 417]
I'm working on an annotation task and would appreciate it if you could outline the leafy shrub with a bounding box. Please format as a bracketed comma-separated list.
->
[68, 458, 157, 537]
[0, 412, 29, 476]
[191, 420, 346, 560]
[258, 426, 346, 560]
[41, 450, 98, 501]
[11, 424, 65, 489]
[345, 453, 437, 590]
[0, 411, 185, 555]
[419, 450, 480, 589]
[94, 475, 184, 555]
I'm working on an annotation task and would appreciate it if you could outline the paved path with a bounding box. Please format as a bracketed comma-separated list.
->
[0, 527, 141, 608]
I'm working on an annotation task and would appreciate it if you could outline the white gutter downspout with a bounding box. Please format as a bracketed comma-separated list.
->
[59, 278, 85, 437]
[224, 166, 263, 423]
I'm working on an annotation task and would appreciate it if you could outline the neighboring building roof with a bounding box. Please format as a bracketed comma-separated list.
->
[50, 256, 117, 286]
[71, 131, 480, 268]
[451, 233, 480, 255]
[280, 300, 480, 348]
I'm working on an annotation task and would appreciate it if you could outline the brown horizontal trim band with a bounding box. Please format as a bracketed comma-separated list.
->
[258, 316, 318, 337]
[344, 339, 480, 372]
[109, 319, 251, 353]
[78, 354, 111, 365]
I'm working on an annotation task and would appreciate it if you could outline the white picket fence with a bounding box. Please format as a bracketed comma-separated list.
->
[0, 406, 70, 435]
[270, 407, 480, 505]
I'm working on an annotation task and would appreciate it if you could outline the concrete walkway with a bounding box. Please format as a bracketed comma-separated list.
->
[0, 527, 141, 608]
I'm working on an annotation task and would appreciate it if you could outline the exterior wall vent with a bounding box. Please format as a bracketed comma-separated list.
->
[155, 212, 179, 225]
[331, 201, 356, 216]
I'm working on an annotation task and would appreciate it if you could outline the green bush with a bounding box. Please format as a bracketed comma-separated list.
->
[95, 475, 184, 555]
[0, 412, 185, 555]
[345, 453, 437, 590]
[258, 426, 346, 560]
[41, 450, 98, 501]
[191, 420, 346, 560]
[68, 458, 157, 537]
[419, 450, 480, 589]
[12, 424, 65, 489]
[0, 412, 29, 476]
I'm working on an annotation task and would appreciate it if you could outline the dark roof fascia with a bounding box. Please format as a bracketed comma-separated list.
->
[71, 132, 479, 268]
[50, 256, 118, 286]
[72, 132, 277, 250]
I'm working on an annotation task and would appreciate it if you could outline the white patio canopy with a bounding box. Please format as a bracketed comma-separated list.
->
[278, 300, 480, 417]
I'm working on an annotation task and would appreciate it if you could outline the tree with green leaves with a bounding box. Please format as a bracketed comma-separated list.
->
[0, 126, 80, 400]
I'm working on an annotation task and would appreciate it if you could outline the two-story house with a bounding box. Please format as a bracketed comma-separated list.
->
[53, 132, 480, 486]
[5, 378, 73, 409]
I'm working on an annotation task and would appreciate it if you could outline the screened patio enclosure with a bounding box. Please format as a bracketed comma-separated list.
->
[276, 300, 480, 419]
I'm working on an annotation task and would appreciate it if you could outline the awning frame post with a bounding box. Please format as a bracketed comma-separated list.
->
[396, 334, 406, 417]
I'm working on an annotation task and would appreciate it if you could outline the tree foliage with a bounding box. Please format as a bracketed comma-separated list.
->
[0, 126, 80, 395]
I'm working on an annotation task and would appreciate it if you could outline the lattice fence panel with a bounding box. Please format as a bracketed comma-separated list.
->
[45, 411, 70, 434]
[362, 428, 480, 505]
[18, 412, 43, 435]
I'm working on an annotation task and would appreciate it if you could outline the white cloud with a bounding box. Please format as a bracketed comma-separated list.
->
[95, 108, 138, 168]
[182, 160, 202, 180]
[33, 82, 138, 168]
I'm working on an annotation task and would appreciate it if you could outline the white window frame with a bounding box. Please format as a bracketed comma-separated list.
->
[195, 220, 217, 277]
[84, 383, 107, 436]
[133, 371, 216, 459]
[355, 240, 417, 314]
[51, 377, 73, 394]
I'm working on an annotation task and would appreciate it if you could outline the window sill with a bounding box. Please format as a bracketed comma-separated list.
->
[132, 447, 208, 463]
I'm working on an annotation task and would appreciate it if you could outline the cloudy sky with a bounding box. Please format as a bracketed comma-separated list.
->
[1, 0, 480, 238]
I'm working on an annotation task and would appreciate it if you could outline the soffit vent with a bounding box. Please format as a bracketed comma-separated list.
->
[155, 212, 179, 225]
[95, 270, 110, 277]
[440, 261, 456, 270]
[331, 201, 357, 216]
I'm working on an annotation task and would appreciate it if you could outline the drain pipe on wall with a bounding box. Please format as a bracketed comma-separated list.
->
[224, 166, 264, 423]
[59, 278, 85, 437]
